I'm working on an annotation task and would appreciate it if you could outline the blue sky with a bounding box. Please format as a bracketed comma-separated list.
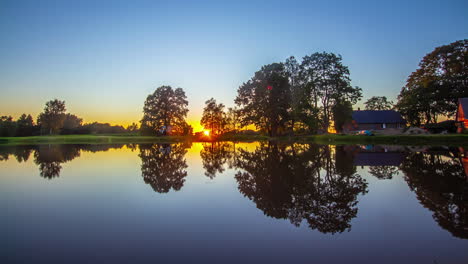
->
[0, 0, 467, 129]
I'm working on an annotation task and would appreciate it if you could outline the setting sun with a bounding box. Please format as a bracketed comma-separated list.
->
[203, 130, 210, 136]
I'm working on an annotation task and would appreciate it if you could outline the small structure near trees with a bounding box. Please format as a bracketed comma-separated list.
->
[456, 98, 468, 133]
[345, 110, 406, 132]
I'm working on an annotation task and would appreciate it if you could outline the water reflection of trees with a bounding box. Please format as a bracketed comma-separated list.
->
[400, 149, 468, 239]
[234, 143, 368, 234]
[34, 145, 81, 179]
[368, 166, 399, 180]
[0, 144, 126, 179]
[139, 143, 190, 193]
[200, 142, 233, 179]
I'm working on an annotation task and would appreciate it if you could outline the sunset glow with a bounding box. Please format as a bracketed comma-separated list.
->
[203, 130, 210, 136]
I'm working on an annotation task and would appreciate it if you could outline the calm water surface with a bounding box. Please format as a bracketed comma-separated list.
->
[1, 142, 468, 263]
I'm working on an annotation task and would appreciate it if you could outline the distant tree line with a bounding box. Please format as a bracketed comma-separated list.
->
[0, 99, 138, 137]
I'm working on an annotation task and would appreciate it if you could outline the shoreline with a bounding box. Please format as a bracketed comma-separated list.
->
[0, 134, 467, 146]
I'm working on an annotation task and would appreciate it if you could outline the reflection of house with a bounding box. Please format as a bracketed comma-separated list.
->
[460, 147, 468, 179]
[354, 152, 405, 167]
[344, 145, 406, 167]
[349, 110, 406, 131]
[456, 98, 468, 133]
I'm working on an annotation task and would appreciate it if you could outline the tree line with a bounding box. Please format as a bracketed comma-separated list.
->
[2, 40, 465, 137]
[0, 99, 137, 137]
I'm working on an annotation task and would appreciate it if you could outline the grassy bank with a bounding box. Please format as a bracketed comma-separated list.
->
[295, 134, 468, 146]
[220, 133, 468, 146]
[0, 134, 190, 145]
[0, 134, 467, 146]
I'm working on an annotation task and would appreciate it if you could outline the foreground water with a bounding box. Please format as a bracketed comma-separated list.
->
[1, 142, 467, 263]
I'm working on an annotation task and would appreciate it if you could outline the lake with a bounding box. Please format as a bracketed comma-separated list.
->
[1, 142, 467, 264]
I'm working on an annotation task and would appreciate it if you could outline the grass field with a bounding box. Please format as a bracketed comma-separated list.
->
[0, 133, 467, 146]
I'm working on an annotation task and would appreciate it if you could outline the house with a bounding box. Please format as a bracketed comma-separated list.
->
[348, 110, 406, 131]
[456, 98, 468, 133]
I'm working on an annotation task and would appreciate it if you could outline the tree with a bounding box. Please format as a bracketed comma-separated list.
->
[126, 122, 139, 133]
[61, 114, 83, 134]
[200, 98, 226, 135]
[396, 39, 468, 125]
[225, 107, 240, 132]
[140, 86, 189, 135]
[332, 99, 353, 133]
[235, 63, 291, 136]
[364, 96, 394, 110]
[16, 114, 35, 136]
[37, 99, 66, 135]
[0, 116, 17, 136]
[300, 52, 362, 132]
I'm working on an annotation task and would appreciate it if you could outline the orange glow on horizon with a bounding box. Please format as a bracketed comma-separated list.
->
[203, 130, 210, 136]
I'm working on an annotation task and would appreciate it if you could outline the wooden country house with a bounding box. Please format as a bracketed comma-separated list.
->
[345, 110, 406, 132]
[456, 98, 468, 133]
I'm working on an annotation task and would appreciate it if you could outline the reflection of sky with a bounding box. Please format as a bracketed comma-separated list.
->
[1, 0, 467, 129]
[1, 143, 467, 263]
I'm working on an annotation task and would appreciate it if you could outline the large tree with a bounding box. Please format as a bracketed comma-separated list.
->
[200, 98, 226, 135]
[364, 96, 394, 110]
[140, 86, 189, 135]
[37, 99, 66, 135]
[235, 63, 291, 136]
[332, 99, 353, 133]
[396, 39, 468, 125]
[16, 114, 35, 136]
[0, 116, 16, 137]
[300, 52, 362, 132]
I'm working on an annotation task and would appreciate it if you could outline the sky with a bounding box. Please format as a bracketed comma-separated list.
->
[0, 0, 467, 131]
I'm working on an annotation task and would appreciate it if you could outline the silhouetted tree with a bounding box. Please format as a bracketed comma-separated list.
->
[139, 143, 189, 193]
[235, 63, 291, 136]
[224, 107, 240, 133]
[299, 52, 362, 132]
[126, 122, 139, 133]
[332, 99, 353, 133]
[396, 39, 468, 126]
[37, 99, 66, 135]
[140, 86, 189, 135]
[364, 96, 394, 110]
[15, 114, 36, 136]
[201, 98, 226, 135]
[0, 116, 17, 136]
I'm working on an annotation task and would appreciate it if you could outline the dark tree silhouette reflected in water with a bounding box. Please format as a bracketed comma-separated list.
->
[0, 144, 126, 179]
[401, 149, 468, 239]
[0, 145, 33, 162]
[368, 166, 400, 180]
[200, 142, 233, 179]
[34, 145, 81, 179]
[139, 143, 190, 193]
[234, 143, 368, 234]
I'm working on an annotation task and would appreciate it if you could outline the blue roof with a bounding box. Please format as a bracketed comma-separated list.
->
[352, 110, 405, 124]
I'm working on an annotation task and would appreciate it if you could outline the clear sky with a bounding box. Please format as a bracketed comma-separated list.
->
[1, 0, 467, 131]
